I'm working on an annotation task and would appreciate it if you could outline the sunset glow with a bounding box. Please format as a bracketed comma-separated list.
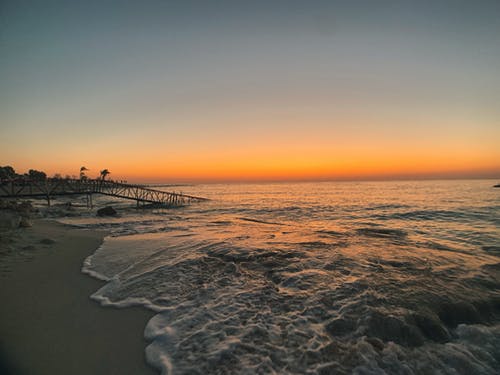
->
[1, 1, 499, 182]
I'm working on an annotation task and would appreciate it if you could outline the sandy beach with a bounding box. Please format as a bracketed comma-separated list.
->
[0, 219, 156, 375]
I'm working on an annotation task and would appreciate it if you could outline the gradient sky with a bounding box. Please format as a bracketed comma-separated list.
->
[1, 0, 499, 182]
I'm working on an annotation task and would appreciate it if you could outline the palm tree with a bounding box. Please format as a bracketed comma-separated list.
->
[80, 166, 89, 180]
[100, 169, 110, 180]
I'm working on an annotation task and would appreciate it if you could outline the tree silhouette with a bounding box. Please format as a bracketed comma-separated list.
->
[0, 166, 16, 180]
[28, 169, 47, 181]
[80, 166, 89, 180]
[100, 169, 110, 180]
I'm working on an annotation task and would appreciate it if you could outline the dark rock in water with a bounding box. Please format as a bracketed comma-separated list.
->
[40, 238, 56, 245]
[437, 301, 481, 327]
[470, 298, 500, 322]
[411, 313, 450, 342]
[365, 337, 384, 351]
[366, 311, 425, 347]
[325, 317, 356, 336]
[97, 206, 117, 216]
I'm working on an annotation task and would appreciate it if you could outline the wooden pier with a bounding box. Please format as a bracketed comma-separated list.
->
[0, 178, 208, 208]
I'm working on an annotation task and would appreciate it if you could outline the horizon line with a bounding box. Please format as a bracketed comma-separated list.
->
[137, 176, 500, 185]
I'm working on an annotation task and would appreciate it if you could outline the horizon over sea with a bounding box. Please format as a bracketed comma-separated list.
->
[135, 176, 500, 186]
[61, 180, 499, 374]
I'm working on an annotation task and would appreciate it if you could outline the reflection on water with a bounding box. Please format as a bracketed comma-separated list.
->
[65, 180, 500, 374]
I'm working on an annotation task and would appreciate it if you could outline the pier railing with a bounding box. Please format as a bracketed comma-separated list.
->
[0, 178, 208, 207]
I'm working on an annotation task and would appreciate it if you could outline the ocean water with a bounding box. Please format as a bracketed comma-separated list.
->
[64, 180, 500, 374]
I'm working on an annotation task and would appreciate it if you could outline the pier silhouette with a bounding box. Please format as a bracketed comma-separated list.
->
[0, 178, 208, 207]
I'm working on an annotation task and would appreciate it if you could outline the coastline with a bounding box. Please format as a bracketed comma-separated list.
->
[0, 219, 156, 375]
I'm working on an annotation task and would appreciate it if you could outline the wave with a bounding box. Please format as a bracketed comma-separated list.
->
[483, 246, 500, 256]
[82, 231, 500, 374]
[372, 209, 496, 224]
[238, 217, 287, 225]
[355, 227, 408, 241]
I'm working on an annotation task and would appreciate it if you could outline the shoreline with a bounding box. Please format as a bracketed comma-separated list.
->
[0, 219, 157, 375]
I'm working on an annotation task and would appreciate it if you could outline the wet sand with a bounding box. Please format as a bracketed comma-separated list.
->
[0, 220, 156, 375]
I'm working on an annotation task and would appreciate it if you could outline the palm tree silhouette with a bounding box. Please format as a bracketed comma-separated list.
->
[80, 166, 89, 180]
[100, 169, 110, 180]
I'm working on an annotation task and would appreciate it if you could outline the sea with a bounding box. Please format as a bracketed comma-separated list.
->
[61, 180, 500, 374]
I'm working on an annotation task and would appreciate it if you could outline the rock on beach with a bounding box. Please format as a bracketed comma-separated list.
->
[97, 206, 117, 217]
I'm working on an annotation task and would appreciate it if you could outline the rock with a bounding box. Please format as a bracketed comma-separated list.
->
[411, 313, 450, 342]
[19, 217, 32, 227]
[40, 238, 56, 245]
[0, 209, 21, 231]
[366, 337, 384, 351]
[97, 206, 117, 217]
[438, 302, 481, 328]
[474, 297, 500, 322]
[366, 311, 425, 347]
[325, 317, 356, 336]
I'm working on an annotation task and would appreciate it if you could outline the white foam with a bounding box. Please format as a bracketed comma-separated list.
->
[81, 253, 110, 281]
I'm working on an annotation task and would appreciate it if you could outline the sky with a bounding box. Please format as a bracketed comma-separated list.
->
[1, 0, 499, 183]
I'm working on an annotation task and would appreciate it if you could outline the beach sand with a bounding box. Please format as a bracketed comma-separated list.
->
[0, 220, 157, 375]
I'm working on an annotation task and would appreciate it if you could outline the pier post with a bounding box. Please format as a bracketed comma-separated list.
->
[86, 194, 93, 209]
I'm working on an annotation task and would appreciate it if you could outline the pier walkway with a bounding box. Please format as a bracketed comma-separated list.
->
[0, 178, 208, 207]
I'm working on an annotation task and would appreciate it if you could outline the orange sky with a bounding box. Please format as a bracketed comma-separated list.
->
[3, 119, 499, 182]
